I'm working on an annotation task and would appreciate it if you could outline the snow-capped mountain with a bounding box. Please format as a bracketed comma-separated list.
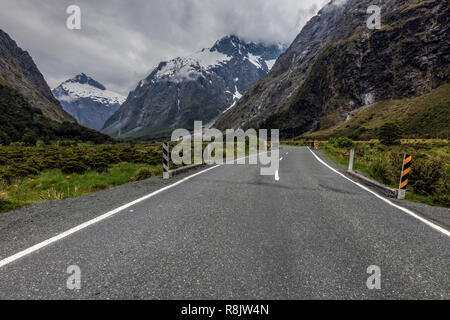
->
[103, 35, 286, 138]
[52, 74, 126, 130]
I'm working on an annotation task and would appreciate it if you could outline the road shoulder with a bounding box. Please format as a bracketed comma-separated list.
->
[309, 147, 450, 230]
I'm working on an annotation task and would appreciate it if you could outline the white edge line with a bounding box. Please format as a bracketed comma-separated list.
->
[0, 165, 220, 268]
[307, 147, 450, 238]
[0, 151, 270, 269]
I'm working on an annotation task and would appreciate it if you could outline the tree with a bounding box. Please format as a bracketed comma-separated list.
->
[0, 130, 11, 145]
[378, 122, 402, 145]
[22, 131, 37, 146]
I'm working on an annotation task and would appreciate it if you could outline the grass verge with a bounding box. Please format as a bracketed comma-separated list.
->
[0, 163, 160, 213]
[282, 139, 449, 208]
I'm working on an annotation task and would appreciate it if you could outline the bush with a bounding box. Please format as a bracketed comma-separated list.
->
[10, 142, 25, 147]
[370, 159, 390, 185]
[1, 165, 39, 184]
[0, 130, 11, 145]
[61, 160, 88, 174]
[432, 194, 450, 207]
[333, 137, 354, 148]
[378, 122, 402, 145]
[22, 131, 37, 146]
[410, 156, 445, 196]
[89, 158, 111, 173]
[131, 167, 156, 181]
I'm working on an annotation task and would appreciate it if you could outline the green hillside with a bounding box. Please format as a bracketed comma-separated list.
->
[0, 84, 112, 145]
[305, 84, 450, 140]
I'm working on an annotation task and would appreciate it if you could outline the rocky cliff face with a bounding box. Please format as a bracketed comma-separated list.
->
[0, 29, 74, 122]
[52, 74, 126, 131]
[103, 35, 285, 138]
[215, 0, 449, 138]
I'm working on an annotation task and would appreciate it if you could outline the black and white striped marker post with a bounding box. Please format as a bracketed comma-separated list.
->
[398, 154, 411, 200]
[163, 142, 169, 179]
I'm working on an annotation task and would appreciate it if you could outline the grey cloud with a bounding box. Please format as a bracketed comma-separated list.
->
[0, 0, 324, 95]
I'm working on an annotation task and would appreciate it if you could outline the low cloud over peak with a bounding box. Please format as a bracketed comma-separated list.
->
[0, 0, 323, 95]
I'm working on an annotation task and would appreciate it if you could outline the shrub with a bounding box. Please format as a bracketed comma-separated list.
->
[370, 159, 390, 185]
[333, 137, 354, 148]
[89, 158, 111, 173]
[10, 142, 25, 147]
[61, 160, 88, 174]
[0, 130, 11, 145]
[22, 131, 37, 146]
[1, 165, 39, 184]
[131, 167, 157, 181]
[378, 122, 402, 145]
[432, 194, 450, 207]
[410, 156, 445, 196]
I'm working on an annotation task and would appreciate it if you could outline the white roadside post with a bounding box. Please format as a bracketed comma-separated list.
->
[348, 149, 355, 172]
[205, 144, 212, 165]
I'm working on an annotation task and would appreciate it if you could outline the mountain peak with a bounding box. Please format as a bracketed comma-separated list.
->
[67, 73, 106, 90]
[52, 74, 126, 131]
[103, 34, 286, 138]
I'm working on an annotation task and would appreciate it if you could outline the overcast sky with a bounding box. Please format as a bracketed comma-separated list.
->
[0, 0, 326, 95]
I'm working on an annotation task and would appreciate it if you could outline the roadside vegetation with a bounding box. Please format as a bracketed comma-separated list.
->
[0, 143, 164, 213]
[282, 139, 449, 208]
[0, 138, 262, 213]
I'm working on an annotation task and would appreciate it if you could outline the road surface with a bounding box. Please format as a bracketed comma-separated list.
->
[0, 147, 448, 299]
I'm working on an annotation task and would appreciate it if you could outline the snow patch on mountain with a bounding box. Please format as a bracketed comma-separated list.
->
[55, 81, 126, 107]
[223, 86, 243, 114]
[265, 59, 277, 70]
[247, 53, 263, 69]
[155, 49, 232, 83]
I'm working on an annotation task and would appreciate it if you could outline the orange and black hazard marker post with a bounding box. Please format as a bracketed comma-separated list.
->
[398, 154, 411, 200]
[314, 140, 319, 150]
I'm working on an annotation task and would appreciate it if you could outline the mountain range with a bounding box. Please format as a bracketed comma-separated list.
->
[102, 35, 285, 139]
[1, 0, 448, 144]
[0, 29, 111, 145]
[52, 74, 126, 131]
[215, 0, 449, 139]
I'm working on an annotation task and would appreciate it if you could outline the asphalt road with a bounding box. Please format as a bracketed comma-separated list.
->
[0, 147, 448, 299]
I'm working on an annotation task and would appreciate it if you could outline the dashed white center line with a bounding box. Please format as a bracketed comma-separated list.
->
[280, 157, 283, 161]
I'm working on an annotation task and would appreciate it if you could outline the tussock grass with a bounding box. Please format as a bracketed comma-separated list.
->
[0, 163, 150, 213]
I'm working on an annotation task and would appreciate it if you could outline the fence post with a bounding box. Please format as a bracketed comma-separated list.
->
[398, 154, 411, 200]
[163, 142, 170, 179]
[348, 149, 355, 172]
